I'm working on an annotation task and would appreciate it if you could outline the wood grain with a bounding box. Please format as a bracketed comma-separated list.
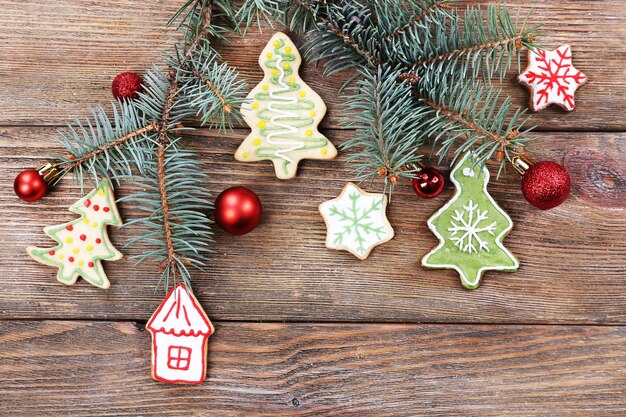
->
[1, 127, 624, 323]
[0, 0, 624, 129]
[0, 320, 625, 416]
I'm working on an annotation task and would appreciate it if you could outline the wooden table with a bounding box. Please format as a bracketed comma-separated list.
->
[1, 1, 625, 415]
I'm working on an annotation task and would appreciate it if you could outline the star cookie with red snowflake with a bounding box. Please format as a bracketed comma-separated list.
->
[519, 45, 587, 112]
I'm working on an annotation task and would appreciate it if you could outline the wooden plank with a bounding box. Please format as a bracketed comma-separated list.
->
[0, 320, 625, 416]
[0, 0, 624, 130]
[1, 127, 624, 323]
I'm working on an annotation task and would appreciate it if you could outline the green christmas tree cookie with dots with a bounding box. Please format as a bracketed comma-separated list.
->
[235, 32, 337, 179]
[27, 180, 123, 289]
[422, 153, 519, 290]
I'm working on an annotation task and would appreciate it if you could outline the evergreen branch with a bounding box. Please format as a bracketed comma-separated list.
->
[236, 0, 282, 33]
[192, 69, 232, 113]
[383, 0, 450, 41]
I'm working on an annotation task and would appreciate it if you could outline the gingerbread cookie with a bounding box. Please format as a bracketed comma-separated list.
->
[147, 283, 214, 384]
[421, 153, 519, 289]
[319, 182, 394, 260]
[235, 32, 337, 179]
[518, 44, 587, 112]
[27, 180, 123, 289]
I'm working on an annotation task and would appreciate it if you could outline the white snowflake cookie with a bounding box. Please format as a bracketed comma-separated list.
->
[518, 44, 587, 112]
[319, 182, 394, 260]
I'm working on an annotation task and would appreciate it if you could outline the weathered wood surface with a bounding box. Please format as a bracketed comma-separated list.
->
[0, 0, 625, 130]
[1, 128, 625, 323]
[1, 321, 625, 416]
[1, 0, 625, 415]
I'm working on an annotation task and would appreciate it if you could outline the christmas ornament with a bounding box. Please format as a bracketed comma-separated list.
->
[319, 182, 394, 260]
[147, 283, 214, 385]
[235, 32, 337, 179]
[111, 71, 143, 100]
[515, 158, 571, 210]
[14, 169, 48, 202]
[422, 153, 519, 290]
[412, 166, 445, 198]
[518, 44, 588, 112]
[214, 186, 262, 235]
[27, 180, 123, 289]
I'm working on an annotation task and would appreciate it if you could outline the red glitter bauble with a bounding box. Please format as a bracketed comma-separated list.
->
[14, 169, 48, 202]
[521, 161, 571, 210]
[111, 71, 143, 99]
[214, 187, 262, 235]
[412, 167, 445, 198]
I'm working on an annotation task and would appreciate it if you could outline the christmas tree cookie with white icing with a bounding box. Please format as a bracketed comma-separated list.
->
[319, 183, 394, 260]
[235, 32, 337, 179]
[422, 153, 519, 289]
[27, 180, 123, 289]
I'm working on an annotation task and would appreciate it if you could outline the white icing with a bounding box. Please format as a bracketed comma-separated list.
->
[266, 53, 306, 163]
[448, 200, 497, 254]
[462, 167, 474, 177]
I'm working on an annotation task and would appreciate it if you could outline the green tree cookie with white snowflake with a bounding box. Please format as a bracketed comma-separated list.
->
[319, 182, 394, 260]
[27, 180, 123, 289]
[422, 153, 518, 289]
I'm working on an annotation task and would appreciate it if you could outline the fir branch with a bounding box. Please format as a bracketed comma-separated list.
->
[383, 0, 450, 41]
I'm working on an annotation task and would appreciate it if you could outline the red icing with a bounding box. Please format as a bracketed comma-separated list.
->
[66, 225, 73, 231]
[88, 261, 95, 268]
[103, 207, 110, 212]
[96, 238, 102, 244]
[84, 199, 91, 208]
[93, 205, 100, 211]
[68, 257, 74, 262]
[49, 250, 55, 256]
[80, 234, 87, 241]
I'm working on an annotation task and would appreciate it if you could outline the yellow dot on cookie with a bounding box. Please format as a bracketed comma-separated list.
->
[321, 148, 328, 155]
[266, 53, 273, 59]
[289, 77, 295, 84]
[66, 237, 73, 244]
[271, 69, 278, 76]
[299, 91, 306, 98]
[86, 245, 93, 252]
[98, 189, 105, 196]
[310, 111, 317, 117]
[285, 46, 292, 53]
[283, 62, 290, 69]
[92, 222, 98, 228]
[258, 121, 267, 128]
[253, 138, 261, 146]
[243, 152, 249, 159]
[83, 218, 89, 224]
[78, 260, 84, 266]
[262, 85, 269, 91]
[252, 102, 259, 110]
[273, 40, 280, 47]
[58, 254, 64, 260]
[72, 248, 79, 254]
[305, 129, 313, 136]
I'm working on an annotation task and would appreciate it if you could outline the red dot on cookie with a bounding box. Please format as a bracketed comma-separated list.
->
[93, 205, 100, 211]
[68, 257, 75, 262]
[49, 250, 55, 256]
[80, 234, 87, 241]
[103, 207, 110, 212]
[84, 199, 91, 208]
[88, 261, 95, 268]
[66, 225, 73, 231]
[96, 238, 102, 244]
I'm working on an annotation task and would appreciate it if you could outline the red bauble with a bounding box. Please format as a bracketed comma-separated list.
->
[412, 167, 445, 198]
[214, 187, 262, 235]
[521, 161, 571, 210]
[14, 169, 48, 202]
[112, 71, 143, 99]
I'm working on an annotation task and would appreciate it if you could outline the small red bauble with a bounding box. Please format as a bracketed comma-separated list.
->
[412, 167, 445, 198]
[14, 169, 48, 202]
[521, 161, 571, 210]
[214, 187, 262, 235]
[111, 71, 143, 100]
